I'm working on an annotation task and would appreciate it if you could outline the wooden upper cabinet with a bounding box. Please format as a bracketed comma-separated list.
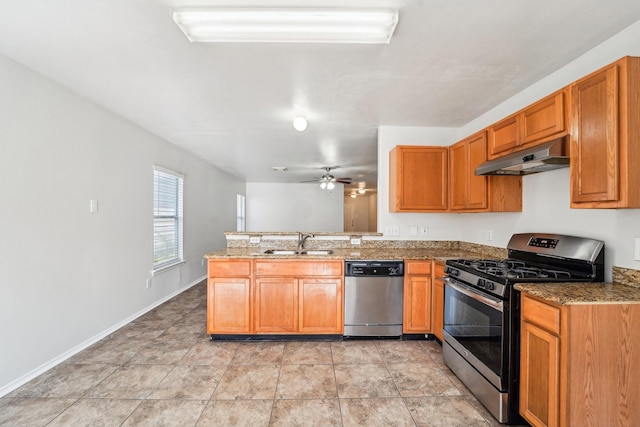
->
[389, 145, 448, 212]
[449, 132, 522, 213]
[488, 89, 568, 159]
[488, 114, 520, 158]
[449, 132, 489, 211]
[570, 56, 640, 208]
[521, 90, 566, 144]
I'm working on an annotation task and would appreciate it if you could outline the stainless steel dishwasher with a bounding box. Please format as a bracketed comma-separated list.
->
[344, 260, 404, 337]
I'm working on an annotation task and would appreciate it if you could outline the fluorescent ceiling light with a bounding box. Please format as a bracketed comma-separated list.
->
[172, 8, 399, 44]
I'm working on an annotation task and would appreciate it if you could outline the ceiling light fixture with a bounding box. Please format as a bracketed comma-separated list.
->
[172, 8, 399, 44]
[358, 188, 366, 194]
[350, 193, 357, 198]
[293, 116, 307, 131]
[319, 175, 336, 191]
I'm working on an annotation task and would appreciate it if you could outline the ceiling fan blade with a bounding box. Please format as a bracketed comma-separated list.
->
[300, 179, 321, 183]
[336, 178, 352, 184]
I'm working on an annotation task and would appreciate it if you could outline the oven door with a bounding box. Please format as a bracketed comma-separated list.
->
[443, 277, 508, 391]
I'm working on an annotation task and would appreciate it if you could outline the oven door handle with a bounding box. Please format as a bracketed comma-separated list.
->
[444, 278, 504, 312]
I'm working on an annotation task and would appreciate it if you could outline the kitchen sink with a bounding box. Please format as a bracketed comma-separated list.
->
[263, 249, 333, 255]
[300, 250, 333, 255]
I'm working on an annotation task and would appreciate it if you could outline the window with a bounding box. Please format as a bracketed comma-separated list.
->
[236, 194, 246, 231]
[153, 166, 184, 272]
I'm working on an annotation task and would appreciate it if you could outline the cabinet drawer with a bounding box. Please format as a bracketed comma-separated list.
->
[208, 259, 252, 277]
[522, 294, 561, 335]
[255, 260, 343, 277]
[406, 261, 432, 275]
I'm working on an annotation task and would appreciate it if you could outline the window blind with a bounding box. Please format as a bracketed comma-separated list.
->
[153, 166, 184, 271]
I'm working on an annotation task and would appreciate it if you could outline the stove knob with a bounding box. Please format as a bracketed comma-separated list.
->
[486, 281, 495, 290]
[477, 278, 486, 288]
[445, 267, 459, 277]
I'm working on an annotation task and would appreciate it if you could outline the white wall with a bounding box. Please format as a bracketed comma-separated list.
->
[0, 53, 244, 395]
[377, 19, 640, 276]
[246, 183, 343, 232]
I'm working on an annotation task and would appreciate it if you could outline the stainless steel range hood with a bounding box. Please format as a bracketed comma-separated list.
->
[474, 138, 569, 176]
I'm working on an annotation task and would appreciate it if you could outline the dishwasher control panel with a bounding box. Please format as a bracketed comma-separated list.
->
[345, 260, 404, 276]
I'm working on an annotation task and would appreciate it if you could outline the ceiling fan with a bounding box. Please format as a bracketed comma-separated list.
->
[302, 166, 352, 190]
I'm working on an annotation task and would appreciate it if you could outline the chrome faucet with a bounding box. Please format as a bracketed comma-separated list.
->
[297, 232, 314, 251]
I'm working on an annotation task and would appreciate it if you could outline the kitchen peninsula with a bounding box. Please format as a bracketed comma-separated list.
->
[204, 231, 504, 339]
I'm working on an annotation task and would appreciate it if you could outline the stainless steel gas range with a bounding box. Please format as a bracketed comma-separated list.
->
[442, 233, 604, 424]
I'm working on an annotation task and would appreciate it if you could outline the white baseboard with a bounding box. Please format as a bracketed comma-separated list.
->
[0, 275, 206, 398]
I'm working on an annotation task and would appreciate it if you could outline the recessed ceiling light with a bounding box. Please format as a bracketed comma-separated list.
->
[293, 116, 308, 132]
[272, 166, 288, 172]
[172, 8, 399, 44]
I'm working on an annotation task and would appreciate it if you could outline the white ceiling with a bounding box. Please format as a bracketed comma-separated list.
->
[2, 0, 640, 195]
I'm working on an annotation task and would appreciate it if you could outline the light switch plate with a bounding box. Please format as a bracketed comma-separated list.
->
[350, 238, 361, 245]
[409, 225, 418, 236]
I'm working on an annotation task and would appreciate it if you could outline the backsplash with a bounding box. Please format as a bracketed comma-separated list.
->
[224, 232, 506, 257]
[613, 266, 640, 288]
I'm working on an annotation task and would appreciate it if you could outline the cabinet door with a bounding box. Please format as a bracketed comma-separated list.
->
[254, 278, 298, 333]
[488, 115, 520, 158]
[403, 273, 432, 333]
[299, 278, 343, 334]
[570, 64, 619, 204]
[207, 278, 251, 334]
[522, 91, 566, 144]
[466, 133, 489, 209]
[449, 141, 468, 210]
[520, 320, 560, 427]
[390, 146, 448, 212]
[431, 262, 445, 342]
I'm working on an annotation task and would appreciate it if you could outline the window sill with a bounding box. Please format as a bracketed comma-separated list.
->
[152, 260, 185, 276]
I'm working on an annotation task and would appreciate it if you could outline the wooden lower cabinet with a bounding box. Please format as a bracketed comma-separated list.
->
[431, 262, 445, 342]
[299, 278, 343, 333]
[403, 260, 432, 333]
[208, 259, 343, 336]
[254, 277, 298, 333]
[207, 259, 252, 334]
[520, 292, 640, 427]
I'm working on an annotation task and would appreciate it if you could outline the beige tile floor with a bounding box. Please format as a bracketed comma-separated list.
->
[0, 281, 512, 426]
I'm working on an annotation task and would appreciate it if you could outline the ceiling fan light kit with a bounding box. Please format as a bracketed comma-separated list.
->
[301, 166, 352, 192]
[172, 8, 399, 44]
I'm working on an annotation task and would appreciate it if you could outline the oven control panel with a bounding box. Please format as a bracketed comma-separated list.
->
[528, 237, 559, 249]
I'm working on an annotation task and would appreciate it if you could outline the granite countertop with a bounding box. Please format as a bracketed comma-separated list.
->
[204, 247, 486, 262]
[515, 282, 640, 305]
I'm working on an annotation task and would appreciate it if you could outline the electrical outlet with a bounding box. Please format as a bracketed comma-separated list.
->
[420, 226, 429, 236]
[487, 229, 493, 241]
[635, 238, 640, 261]
[89, 199, 98, 213]
[350, 238, 361, 245]
[410, 225, 418, 236]
[249, 236, 261, 244]
[385, 226, 400, 236]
